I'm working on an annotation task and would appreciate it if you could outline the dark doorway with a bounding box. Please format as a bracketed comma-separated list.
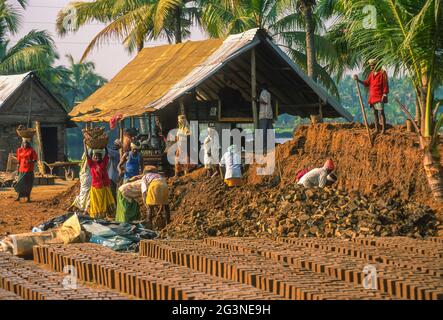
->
[41, 127, 58, 164]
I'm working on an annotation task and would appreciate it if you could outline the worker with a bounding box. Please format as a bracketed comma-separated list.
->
[118, 142, 143, 183]
[203, 124, 220, 177]
[175, 115, 191, 177]
[14, 138, 37, 202]
[257, 83, 273, 153]
[220, 144, 243, 187]
[298, 159, 336, 188]
[354, 59, 390, 134]
[108, 139, 122, 198]
[84, 140, 116, 219]
[69, 152, 91, 214]
[141, 166, 170, 229]
[115, 175, 142, 223]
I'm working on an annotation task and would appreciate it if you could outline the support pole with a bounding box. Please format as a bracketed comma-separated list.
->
[251, 48, 258, 129]
[34, 121, 45, 175]
[355, 79, 373, 146]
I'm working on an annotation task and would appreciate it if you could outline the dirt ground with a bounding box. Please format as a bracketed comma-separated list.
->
[0, 179, 76, 236]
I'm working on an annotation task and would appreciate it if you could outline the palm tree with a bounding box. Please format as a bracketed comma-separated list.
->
[56, 0, 199, 62]
[296, 0, 317, 81]
[63, 54, 107, 107]
[200, 0, 341, 96]
[0, 1, 58, 74]
[321, 0, 443, 201]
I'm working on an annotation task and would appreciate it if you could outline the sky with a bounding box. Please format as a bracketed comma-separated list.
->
[8, 0, 207, 80]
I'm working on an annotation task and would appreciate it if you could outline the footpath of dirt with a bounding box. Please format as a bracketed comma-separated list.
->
[0, 180, 77, 236]
[161, 123, 442, 239]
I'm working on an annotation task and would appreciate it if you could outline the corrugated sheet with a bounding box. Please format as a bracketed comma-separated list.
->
[0, 72, 31, 107]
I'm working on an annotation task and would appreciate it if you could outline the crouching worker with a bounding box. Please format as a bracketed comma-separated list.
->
[220, 145, 243, 187]
[298, 159, 336, 188]
[115, 176, 142, 223]
[141, 166, 170, 229]
[85, 140, 116, 219]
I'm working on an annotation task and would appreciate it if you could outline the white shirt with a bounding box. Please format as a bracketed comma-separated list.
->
[220, 150, 242, 180]
[259, 89, 272, 119]
[298, 167, 329, 188]
[203, 128, 220, 165]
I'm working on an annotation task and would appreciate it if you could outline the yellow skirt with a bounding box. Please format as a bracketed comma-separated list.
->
[89, 186, 116, 219]
[146, 179, 169, 206]
[224, 178, 243, 187]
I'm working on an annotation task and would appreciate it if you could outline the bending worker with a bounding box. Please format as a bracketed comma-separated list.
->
[298, 159, 336, 188]
[220, 144, 243, 187]
[141, 166, 170, 229]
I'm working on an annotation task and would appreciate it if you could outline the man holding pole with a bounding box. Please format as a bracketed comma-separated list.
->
[354, 59, 390, 135]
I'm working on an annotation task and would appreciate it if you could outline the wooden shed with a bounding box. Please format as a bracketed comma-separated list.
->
[0, 72, 71, 171]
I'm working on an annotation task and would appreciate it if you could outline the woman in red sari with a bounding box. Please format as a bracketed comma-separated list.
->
[14, 138, 38, 202]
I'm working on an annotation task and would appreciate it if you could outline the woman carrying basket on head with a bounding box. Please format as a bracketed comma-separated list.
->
[14, 138, 38, 202]
[84, 139, 116, 219]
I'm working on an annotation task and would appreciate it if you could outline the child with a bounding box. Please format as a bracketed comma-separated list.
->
[84, 140, 116, 219]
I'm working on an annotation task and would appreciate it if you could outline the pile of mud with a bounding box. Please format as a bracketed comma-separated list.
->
[40, 181, 80, 210]
[161, 123, 442, 239]
[248, 123, 436, 203]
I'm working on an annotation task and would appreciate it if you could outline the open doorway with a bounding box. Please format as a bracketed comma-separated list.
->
[41, 127, 58, 164]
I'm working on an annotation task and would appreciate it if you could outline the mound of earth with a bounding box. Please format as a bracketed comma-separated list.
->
[161, 123, 442, 239]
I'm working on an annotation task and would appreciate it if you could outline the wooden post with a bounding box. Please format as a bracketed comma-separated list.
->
[251, 48, 258, 129]
[355, 79, 373, 146]
[148, 113, 152, 137]
[119, 119, 125, 157]
[318, 98, 324, 122]
[34, 121, 45, 175]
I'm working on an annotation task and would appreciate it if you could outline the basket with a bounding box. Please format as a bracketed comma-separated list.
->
[85, 135, 109, 149]
[82, 127, 105, 140]
[16, 126, 36, 139]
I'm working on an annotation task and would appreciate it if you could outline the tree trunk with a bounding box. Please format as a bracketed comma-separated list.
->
[301, 1, 317, 82]
[137, 40, 144, 53]
[422, 137, 443, 202]
[415, 92, 421, 126]
[174, 6, 182, 44]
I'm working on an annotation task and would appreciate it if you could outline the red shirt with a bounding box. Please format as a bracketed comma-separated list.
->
[16, 147, 37, 173]
[87, 154, 111, 188]
[363, 70, 389, 105]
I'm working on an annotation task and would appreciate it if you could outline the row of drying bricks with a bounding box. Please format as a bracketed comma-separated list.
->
[0, 252, 129, 300]
[202, 237, 443, 300]
[34, 236, 442, 300]
[140, 237, 442, 300]
[33, 244, 280, 300]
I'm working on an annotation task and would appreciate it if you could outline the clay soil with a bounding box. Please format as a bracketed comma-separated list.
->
[0, 180, 77, 236]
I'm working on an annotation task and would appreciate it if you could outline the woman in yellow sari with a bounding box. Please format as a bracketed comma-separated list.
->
[141, 166, 170, 229]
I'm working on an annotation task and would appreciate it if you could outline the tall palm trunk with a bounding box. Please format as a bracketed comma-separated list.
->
[422, 137, 443, 202]
[300, 0, 317, 82]
[420, 72, 443, 202]
[174, 6, 182, 44]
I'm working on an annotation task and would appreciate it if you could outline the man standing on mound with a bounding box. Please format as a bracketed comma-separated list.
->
[354, 59, 390, 134]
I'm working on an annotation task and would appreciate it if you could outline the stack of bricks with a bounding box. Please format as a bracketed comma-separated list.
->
[139, 239, 394, 300]
[204, 237, 442, 300]
[0, 252, 129, 300]
[33, 243, 279, 300]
